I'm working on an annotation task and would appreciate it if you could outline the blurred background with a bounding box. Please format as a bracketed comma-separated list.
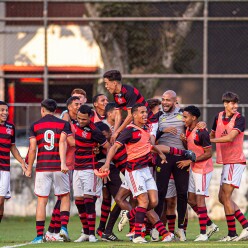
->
[1, 0, 248, 217]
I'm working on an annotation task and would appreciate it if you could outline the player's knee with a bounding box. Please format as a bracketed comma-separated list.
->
[218, 193, 224, 204]
[149, 199, 158, 209]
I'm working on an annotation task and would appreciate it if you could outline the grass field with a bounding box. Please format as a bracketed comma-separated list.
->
[1, 216, 248, 248]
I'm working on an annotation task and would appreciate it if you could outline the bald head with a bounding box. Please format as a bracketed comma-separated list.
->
[161, 90, 177, 113]
[162, 90, 177, 99]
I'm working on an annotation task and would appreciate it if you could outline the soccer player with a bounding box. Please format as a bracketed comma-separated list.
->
[100, 103, 196, 243]
[102, 102, 116, 132]
[103, 70, 157, 143]
[25, 99, 72, 243]
[0, 101, 26, 223]
[73, 105, 111, 242]
[210, 92, 248, 241]
[178, 105, 217, 241]
[46, 96, 80, 241]
[91, 94, 109, 123]
[61, 88, 87, 120]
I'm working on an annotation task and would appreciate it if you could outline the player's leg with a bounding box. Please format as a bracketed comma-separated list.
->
[172, 156, 189, 241]
[32, 172, 51, 243]
[73, 170, 89, 242]
[0, 171, 11, 223]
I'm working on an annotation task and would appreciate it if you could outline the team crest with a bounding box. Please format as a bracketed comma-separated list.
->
[6, 128, 12, 135]
[82, 131, 88, 138]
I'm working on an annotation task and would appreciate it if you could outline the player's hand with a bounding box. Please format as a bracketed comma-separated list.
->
[163, 127, 177, 135]
[196, 121, 206, 129]
[99, 163, 110, 173]
[21, 162, 27, 174]
[180, 133, 187, 142]
[25, 169, 32, 177]
[93, 146, 100, 154]
[158, 152, 167, 164]
[176, 160, 191, 169]
[61, 164, 69, 174]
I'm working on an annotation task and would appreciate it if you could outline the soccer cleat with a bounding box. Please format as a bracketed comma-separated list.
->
[45, 231, 54, 241]
[51, 233, 64, 242]
[89, 235, 98, 242]
[234, 228, 248, 241]
[218, 235, 238, 241]
[118, 210, 129, 232]
[161, 232, 174, 242]
[184, 150, 196, 162]
[132, 236, 148, 243]
[59, 227, 71, 242]
[150, 228, 160, 242]
[31, 236, 44, 244]
[175, 228, 187, 241]
[194, 234, 208, 241]
[101, 232, 122, 241]
[96, 227, 104, 238]
[206, 222, 219, 238]
[74, 233, 89, 242]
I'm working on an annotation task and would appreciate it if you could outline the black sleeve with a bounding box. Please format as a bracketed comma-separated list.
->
[63, 121, 72, 136]
[116, 128, 132, 145]
[198, 129, 212, 148]
[92, 128, 107, 146]
[11, 125, 15, 143]
[234, 115, 245, 132]
[211, 115, 218, 131]
[29, 123, 35, 138]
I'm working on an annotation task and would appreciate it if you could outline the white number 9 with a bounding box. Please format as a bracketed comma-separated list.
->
[44, 130, 55, 151]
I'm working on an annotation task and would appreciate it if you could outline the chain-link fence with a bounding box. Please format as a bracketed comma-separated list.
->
[0, 0, 248, 135]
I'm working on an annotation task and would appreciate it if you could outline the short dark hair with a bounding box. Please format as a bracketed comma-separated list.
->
[92, 94, 104, 104]
[184, 105, 201, 118]
[66, 96, 80, 108]
[0, 101, 8, 107]
[105, 102, 116, 116]
[95, 122, 111, 133]
[78, 104, 92, 116]
[147, 98, 161, 110]
[103, 70, 122, 82]
[131, 103, 146, 114]
[222, 92, 239, 103]
[41, 99, 57, 112]
[71, 88, 87, 97]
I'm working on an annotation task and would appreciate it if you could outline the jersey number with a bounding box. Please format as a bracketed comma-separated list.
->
[44, 130, 55, 151]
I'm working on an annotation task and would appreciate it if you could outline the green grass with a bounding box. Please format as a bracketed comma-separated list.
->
[0, 216, 248, 247]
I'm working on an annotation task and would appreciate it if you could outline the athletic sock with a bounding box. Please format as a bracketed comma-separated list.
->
[36, 220, 45, 237]
[198, 207, 207, 234]
[99, 198, 111, 230]
[60, 211, 70, 229]
[54, 208, 61, 233]
[75, 199, 89, 235]
[166, 215, 176, 233]
[85, 198, 96, 236]
[226, 214, 237, 237]
[134, 207, 146, 238]
[154, 220, 169, 236]
[127, 208, 137, 220]
[235, 209, 248, 229]
[0, 214, 2, 223]
[48, 199, 61, 233]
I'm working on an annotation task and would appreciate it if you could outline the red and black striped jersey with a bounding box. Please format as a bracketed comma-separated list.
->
[29, 114, 72, 172]
[112, 145, 127, 173]
[74, 122, 107, 170]
[0, 121, 15, 171]
[113, 84, 157, 123]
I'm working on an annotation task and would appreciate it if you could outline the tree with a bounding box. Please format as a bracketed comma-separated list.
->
[84, 2, 204, 98]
